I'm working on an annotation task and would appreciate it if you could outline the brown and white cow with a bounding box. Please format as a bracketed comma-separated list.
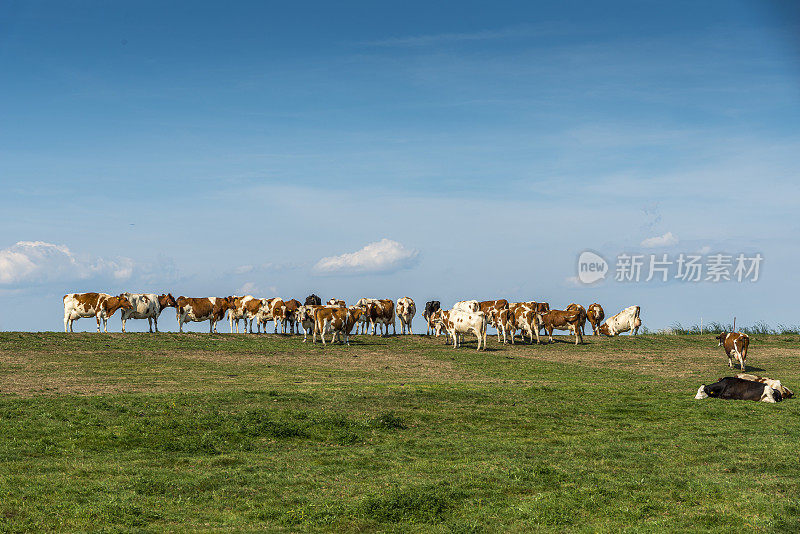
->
[598, 305, 641, 336]
[120, 293, 177, 333]
[327, 298, 346, 307]
[536, 309, 583, 345]
[313, 306, 363, 345]
[586, 303, 605, 336]
[271, 298, 289, 334]
[737, 374, 793, 399]
[716, 332, 749, 371]
[64, 293, 133, 333]
[297, 304, 323, 342]
[367, 299, 396, 336]
[491, 308, 517, 344]
[355, 298, 380, 334]
[444, 309, 488, 350]
[229, 295, 250, 333]
[480, 300, 509, 341]
[432, 309, 452, 340]
[565, 303, 587, 335]
[396, 297, 416, 335]
[423, 300, 441, 335]
[255, 297, 277, 333]
[452, 300, 480, 313]
[176, 296, 234, 333]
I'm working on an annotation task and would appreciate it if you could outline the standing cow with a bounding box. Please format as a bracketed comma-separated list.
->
[586, 303, 604, 335]
[176, 297, 234, 333]
[716, 332, 749, 371]
[64, 293, 133, 333]
[120, 293, 177, 333]
[396, 297, 416, 335]
[423, 300, 441, 335]
[566, 303, 588, 336]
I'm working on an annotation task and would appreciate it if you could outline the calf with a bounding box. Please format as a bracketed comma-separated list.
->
[716, 332, 749, 371]
[695, 377, 781, 403]
[536, 309, 583, 345]
[176, 296, 234, 333]
[120, 293, 177, 333]
[598, 305, 641, 336]
[737, 374, 793, 399]
[586, 303, 604, 335]
[64, 293, 133, 333]
[423, 300, 441, 335]
[396, 297, 416, 335]
[565, 303, 587, 335]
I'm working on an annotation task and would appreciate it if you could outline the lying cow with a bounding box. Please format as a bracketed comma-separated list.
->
[716, 332, 749, 371]
[64, 292, 133, 333]
[536, 309, 583, 345]
[396, 297, 416, 335]
[120, 293, 177, 333]
[586, 303, 604, 335]
[598, 305, 641, 336]
[423, 300, 441, 335]
[738, 374, 793, 399]
[176, 296, 234, 333]
[695, 377, 782, 403]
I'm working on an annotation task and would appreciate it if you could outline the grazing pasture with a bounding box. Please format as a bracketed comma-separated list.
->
[1, 332, 799, 532]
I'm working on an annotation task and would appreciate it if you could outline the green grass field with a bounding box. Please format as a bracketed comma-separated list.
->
[1, 331, 799, 532]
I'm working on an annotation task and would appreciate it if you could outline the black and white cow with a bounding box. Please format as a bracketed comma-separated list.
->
[423, 300, 441, 335]
[695, 377, 782, 403]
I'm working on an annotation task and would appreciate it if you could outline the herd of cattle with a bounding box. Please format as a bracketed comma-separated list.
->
[61, 292, 642, 347]
[61, 291, 790, 404]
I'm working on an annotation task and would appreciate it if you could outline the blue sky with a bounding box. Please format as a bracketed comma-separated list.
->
[1, 1, 799, 332]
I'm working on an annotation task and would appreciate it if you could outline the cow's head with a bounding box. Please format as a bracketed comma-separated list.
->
[715, 332, 727, 346]
[694, 385, 709, 399]
[598, 323, 613, 336]
[160, 293, 178, 308]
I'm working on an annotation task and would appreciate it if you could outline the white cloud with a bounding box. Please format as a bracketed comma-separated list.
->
[0, 241, 134, 286]
[313, 238, 419, 275]
[641, 232, 679, 248]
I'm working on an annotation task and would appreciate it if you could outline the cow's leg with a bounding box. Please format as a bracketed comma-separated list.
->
[64, 315, 69, 333]
[178, 315, 184, 333]
[392, 319, 396, 336]
[728, 355, 734, 369]
[121, 317, 127, 333]
[153, 316, 158, 333]
[103, 317, 109, 333]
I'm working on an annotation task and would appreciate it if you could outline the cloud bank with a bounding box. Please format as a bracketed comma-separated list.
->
[0, 241, 134, 286]
[313, 239, 419, 275]
[641, 232, 679, 248]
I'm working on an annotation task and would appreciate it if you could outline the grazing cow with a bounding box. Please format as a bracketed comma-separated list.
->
[737, 374, 793, 399]
[366, 299, 396, 336]
[423, 300, 441, 335]
[313, 306, 363, 345]
[586, 303, 605, 335]
[566, 303, 587, 335]
[491, 308, 517, 344]
[695, 377, 781, 403]
[432, 309, 452, 339]
[716, 332, 749, 371]
[297, 305, 322, 342]
[63, 293, 133, 333]
[176, 296, 234, 333]
[284, 299, 302, 334]
[396, 297, 416, 335]
[327, 298, 346, 307]
[598, 305, 641, 336]
[305, 294, 322, 306]
[444, 309, 488, 350]
[536, 309, 583, 345]
[120, 293, 177, 333]
[453, 300, 480, 313]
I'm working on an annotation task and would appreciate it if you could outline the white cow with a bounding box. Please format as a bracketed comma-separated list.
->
[120, 293, 177, 333]
[64, 293, 133, 333]
[598, 305, 641, 336]
[396, 297, 416, 335]
[446, 309, 487, 350]
[452, 300, 480, 313]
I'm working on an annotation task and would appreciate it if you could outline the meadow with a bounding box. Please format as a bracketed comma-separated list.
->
[1, 331, 799, 532]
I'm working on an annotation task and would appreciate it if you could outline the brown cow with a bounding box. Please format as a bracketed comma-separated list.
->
[367, 299, 395, 336]
[566, 303, 587, 335]
[63, 292, 133, 333]
[716, 332, 749, 371]
[586, 303, 605, 335]
[491, 308, 517, 344]
[536, 309, 583, 345]
[313, 306, 364, 345]
[176, 296, 234, 333]
[480, 299, 509, 341]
